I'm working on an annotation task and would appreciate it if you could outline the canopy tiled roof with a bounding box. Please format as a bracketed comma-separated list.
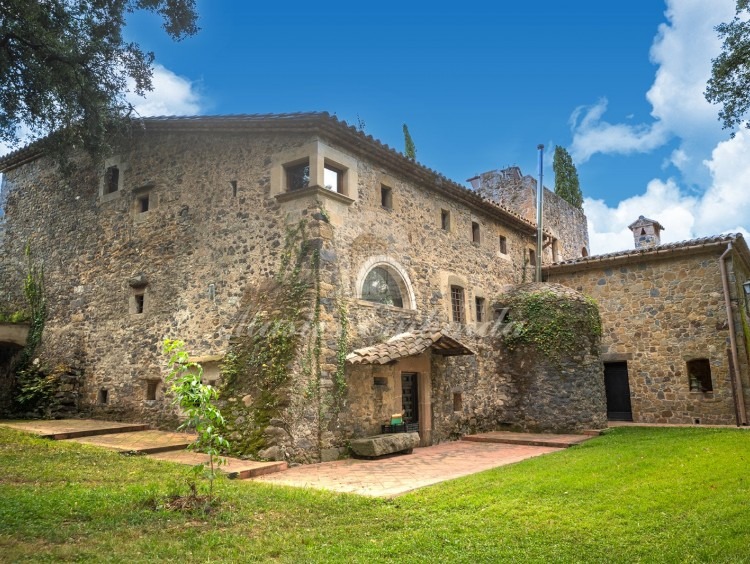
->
[346, 328, 475, 365]
[0, 112, 546, 236]
[545, 234, 748, 273]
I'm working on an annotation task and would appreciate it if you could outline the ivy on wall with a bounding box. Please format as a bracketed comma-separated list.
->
[220, 215, 349, 461]
[500, 288, 602, 364]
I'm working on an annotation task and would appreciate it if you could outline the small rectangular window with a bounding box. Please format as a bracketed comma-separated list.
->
[146, 380, 158, 401]
[230, 180, 238, 197]
[472, 222, 480, 244]
[324, 164, 343, 193]
[381, 185, 393, 210]
[373, 376, 388, 387]
[98, 389, 109, 404]
[499, 235, 508, 254]
[453, 392, 463, 412]
[475, 297, 485, 322]
[688, 359, 713, 392]
[105, 166, 119, 194]
[133, 292, 145, 314]
[529, 249, 536, 267]
[441, 209, 450, 231]
[451, 285, 465, 324]
[285, 160, 310, 192]
[136, 193, 150, 213]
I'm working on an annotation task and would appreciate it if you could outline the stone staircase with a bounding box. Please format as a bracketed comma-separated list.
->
[0, 419, 287, 478]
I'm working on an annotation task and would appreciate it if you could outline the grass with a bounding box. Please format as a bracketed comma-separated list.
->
[1, 426, 750, 562]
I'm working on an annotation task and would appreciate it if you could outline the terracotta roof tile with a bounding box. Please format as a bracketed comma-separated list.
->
[346, 328, 474, 365]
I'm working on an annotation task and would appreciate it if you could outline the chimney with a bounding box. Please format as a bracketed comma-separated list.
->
[628, 215, 665, 249]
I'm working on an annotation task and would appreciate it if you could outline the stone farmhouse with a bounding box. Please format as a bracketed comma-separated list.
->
[0, 112, 747, 463]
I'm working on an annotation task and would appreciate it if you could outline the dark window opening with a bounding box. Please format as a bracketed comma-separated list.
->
[493, 307, 509, 322]
[451, 285, 465, 324]
[453, 392, 463, 412]
[441, 209, 450, 231]
[230, 180, 238, 197]
[105, 166, 119, 194]
[146, 380, 158, 401]
[499, 235, 508, 254]
[472, 221, 480, 244]
[688, 358, 713, 392]
[324, 164, 344, 193]
[475, 297, 486, 322]
[581, 246, 589, 257]
[98, 389, 109, 404]
[134, 293, 145, 314]
[285, 160, 310, 191]
[381, 185, 393, 210]
[373, 376, 388, 387]
[528, 249, 536, 266]
[136, 194, 150, 213]
[640, 228, 646, 236]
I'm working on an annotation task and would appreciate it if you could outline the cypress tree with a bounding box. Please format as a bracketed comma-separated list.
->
[553, 146, 583, 210]
[403, 124, 416, 160]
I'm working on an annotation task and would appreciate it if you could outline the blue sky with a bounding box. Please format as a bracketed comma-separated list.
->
[119, 1, 748, 252]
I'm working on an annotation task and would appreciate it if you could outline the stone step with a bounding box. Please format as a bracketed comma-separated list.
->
[148, 450, 288, 479]
[63, 429, 195, 454]
[461, 431, 593, 448]
[0, 419, 149, 440]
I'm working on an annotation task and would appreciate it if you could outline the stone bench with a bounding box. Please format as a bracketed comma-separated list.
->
[349, 432, 420, 458]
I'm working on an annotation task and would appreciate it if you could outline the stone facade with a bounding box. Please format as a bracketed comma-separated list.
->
[546, 236, 750, 426]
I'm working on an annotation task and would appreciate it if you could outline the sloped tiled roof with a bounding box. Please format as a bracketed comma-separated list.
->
[545, 233, 747, 272]
[346, 328, 475, 365]
[0, 112, 545, 235]
[628, 215, 665, 231]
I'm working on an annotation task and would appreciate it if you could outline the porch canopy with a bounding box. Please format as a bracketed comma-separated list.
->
[346, 328, 474, 365]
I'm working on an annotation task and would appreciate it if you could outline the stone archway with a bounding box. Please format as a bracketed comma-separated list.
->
[0, 324, 29, 413]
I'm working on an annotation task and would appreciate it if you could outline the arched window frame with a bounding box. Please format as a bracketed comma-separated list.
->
[355, 256, 416, 310]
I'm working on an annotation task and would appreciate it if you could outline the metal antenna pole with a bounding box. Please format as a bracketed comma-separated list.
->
[536, 144, 544, 283]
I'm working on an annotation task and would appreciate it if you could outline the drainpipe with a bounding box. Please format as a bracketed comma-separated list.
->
[719, 243, 748, 426]
[536, 144, 544, 283]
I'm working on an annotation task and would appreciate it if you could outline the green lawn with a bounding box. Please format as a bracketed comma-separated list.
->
[1, 426, 749, 562]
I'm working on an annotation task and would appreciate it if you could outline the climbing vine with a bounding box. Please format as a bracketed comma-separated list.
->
[500, 289, 601, 364]
[14, 243, 51, 409]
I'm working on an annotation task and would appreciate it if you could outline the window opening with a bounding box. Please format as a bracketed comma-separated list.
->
[381, 185, 393, 210]
[323, 164, 343, 193]
[453, 392, 463, 412]
[441, 209, 450, 231]
[136, 193, 149, 213]
[528, 249, 536, 267]
[285, 160, 310, 191]
[472, 221, 480, 244]
[451, 285, 465, 323]
[499, 235, 508, 254]
[581, 246, 589, 257]
[362, 266, 405, 307]
[105, 166, 119, 194]
[230, 180, 238, 197]
[475, 297, 486, 322]
[134, 293, 145, 314]
[98, 389, 109, 404]
[688, 359, 713, 392]
[373, 376, 388, 387]
[146, 380, 158, 401]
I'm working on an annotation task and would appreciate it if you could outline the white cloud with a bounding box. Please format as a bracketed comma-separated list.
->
[127, 64, 202, 116]
[570, 99, 669, 163]
[579, 0, 750, 254]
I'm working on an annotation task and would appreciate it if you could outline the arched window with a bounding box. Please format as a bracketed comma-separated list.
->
[356, 257, 416, 310]
[362, 267, 404, 307]
[581, 246, 589, 257]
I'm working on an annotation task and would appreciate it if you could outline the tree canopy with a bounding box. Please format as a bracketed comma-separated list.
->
[705, 1, 750, 134]
[0, 0, 198, 160]
[552, 145, 583, 210]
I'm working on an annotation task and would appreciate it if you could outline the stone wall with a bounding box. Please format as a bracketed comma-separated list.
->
[473, 167, 590, 261]
[547, 250, 746, 425]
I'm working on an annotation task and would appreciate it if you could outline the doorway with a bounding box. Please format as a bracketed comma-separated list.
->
[604, 362, 633, 421]
[401, 372, 419, 424]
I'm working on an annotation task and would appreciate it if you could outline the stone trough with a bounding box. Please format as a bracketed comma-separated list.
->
[349, 432, 420, 458]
